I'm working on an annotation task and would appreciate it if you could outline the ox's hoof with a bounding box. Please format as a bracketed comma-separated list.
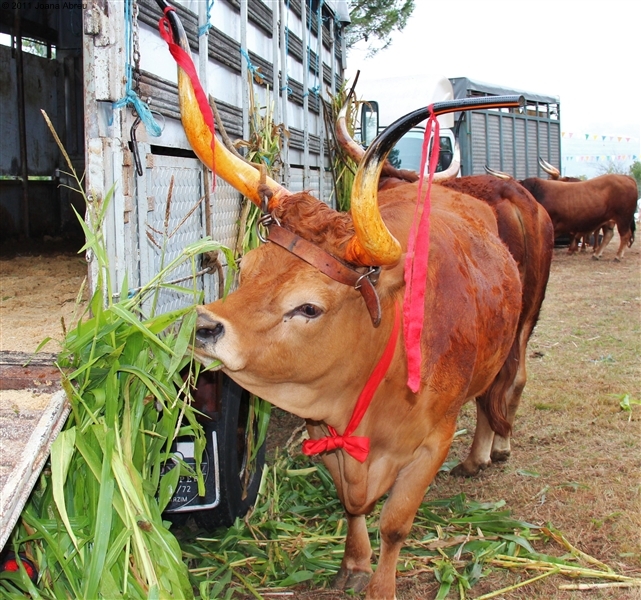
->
[591, 255, 601, 261]
[450, 461, 489, 477]
[331, 567, 371, 593]
[490, 449, 511, 463]
[614, 256, 622, 262]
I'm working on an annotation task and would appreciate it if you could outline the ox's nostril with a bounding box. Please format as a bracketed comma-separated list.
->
[196, 322, 225, 344]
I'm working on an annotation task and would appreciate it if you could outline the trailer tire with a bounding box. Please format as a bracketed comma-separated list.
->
[196, 375, 266, 530]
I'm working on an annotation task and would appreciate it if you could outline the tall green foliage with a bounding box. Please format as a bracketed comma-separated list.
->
[323, 83, 359, 212]
[0, 113, 233, 600]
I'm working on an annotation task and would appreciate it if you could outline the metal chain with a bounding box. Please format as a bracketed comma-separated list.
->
[132, 0, 141, 94]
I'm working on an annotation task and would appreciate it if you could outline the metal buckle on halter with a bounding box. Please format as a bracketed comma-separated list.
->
[354, 266, 381, 290]
[256, 212, 281, 243]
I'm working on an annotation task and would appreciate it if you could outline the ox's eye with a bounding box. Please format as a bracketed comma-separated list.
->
[289, 303, 323, 320]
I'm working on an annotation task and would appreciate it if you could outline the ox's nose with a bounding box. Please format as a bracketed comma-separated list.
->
[195, 309, 225, 346]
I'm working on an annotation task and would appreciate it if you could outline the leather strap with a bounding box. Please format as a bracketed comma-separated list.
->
[267, 225, 382, 326]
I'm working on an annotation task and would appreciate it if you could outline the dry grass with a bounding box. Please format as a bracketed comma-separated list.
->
[265, 234, 641, 599]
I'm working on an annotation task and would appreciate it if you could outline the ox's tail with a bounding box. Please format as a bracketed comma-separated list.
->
[477, 343, 520, 438]
[629, 218, 636, 247]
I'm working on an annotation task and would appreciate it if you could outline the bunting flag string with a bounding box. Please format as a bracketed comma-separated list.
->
[562, 131, 637, 142]
[564, 154, 639, 162]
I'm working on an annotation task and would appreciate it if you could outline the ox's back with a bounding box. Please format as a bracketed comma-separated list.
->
[520, 174, 637, 237]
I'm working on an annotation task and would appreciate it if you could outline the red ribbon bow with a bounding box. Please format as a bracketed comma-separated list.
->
[302, 304, 400, 463]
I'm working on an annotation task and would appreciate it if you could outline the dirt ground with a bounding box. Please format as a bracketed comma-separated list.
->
[1, 235, 639, 598]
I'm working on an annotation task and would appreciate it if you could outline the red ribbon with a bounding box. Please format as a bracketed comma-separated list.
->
[158, 8, 216, 185]
[303, 304, 400, 463]
[403, 107, 440, 393]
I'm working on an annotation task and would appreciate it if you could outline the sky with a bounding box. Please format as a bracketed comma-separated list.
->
[345, 0, 640, 177]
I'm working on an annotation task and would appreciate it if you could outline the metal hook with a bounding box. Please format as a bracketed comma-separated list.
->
[130, 115, 144, 177]
[256, 213, 280, 243]
[354, 266, 381, 290]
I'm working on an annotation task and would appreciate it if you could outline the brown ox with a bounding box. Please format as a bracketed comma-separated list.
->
[161, 7, 522, 598]
[487, 160, 637, 260]
[537, 157, 614, 256]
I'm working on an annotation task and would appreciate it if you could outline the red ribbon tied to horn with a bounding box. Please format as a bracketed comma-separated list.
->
[158, 7, 217, 180]
[403, 107, 440, 393]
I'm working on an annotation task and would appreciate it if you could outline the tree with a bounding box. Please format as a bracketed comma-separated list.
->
[345, 0, 415, 56]
[595, 159, 630, 176]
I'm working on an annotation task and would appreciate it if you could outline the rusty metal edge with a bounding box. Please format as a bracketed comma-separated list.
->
[0, 389, 71, 552]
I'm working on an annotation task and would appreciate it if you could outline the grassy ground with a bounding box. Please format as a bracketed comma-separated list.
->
[264, 235, 641, 599]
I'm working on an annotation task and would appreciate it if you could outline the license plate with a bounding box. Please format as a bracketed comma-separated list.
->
[162, 430, 220, 513]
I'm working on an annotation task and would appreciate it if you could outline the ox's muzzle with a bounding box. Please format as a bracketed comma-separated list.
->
[195, 308, 225, 348]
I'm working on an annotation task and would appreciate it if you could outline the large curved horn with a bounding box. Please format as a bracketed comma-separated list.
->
[347, 95, 524, 265]
[484, 165, 512, 180]
[538, 156, 560, 179]
[159, 1, 289, 208]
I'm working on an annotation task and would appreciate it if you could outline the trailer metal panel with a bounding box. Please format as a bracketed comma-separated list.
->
[452, 77, 561, 179]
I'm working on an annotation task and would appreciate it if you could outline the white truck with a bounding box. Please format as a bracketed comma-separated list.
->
[354, 73, 561, 178]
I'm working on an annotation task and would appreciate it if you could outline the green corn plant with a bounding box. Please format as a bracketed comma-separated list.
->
[0, 112, 234, 600]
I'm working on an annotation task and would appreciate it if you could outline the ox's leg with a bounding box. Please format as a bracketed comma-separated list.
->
[592, 224, 615, 259]
[450, 399, 494, 477]
[366, 424, 456, 600]
[331, 512, 373, 593]
[614, 227, 633, 261]
[568, 234, 580, 254]
[490, 346, 527, 462]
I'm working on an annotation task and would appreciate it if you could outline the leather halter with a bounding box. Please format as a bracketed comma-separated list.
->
[266, 223, 382, 326]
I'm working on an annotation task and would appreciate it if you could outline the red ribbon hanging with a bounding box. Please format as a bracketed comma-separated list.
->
[302, 304, 400, 463]
[158, 8, 216, 184]
[403, 107, 440, 393]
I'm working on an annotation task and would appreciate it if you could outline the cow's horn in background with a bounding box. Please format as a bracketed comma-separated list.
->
[484, 165, 512, 180]
[433, 144, 461, 181]
[336, 98, 367, 164]
[159, 0, 290, 209]
[538, 156, 560, 179]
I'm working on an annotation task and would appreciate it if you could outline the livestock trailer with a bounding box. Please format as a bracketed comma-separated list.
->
[0, 0, 349, 536]
[450, 77, 561, 178]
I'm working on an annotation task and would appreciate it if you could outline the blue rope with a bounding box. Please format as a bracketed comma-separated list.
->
[198, 0, 215, 37]
[112, 0, 162, 137]
[240, 47, 264, 82]
[304, 0, 321, 98]
[281, 0, 291, 96]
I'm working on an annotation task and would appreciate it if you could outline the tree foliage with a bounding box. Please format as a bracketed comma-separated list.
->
[345, 0, 415, 56]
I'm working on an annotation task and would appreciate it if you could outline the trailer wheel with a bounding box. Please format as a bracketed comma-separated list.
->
[196, 374, 266, 530]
